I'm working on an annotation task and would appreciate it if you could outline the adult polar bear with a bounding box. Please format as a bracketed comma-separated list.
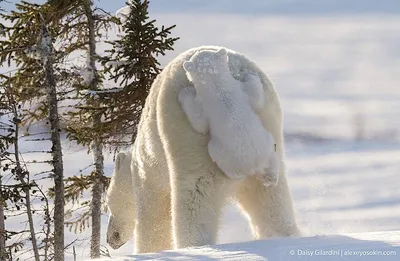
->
[106, 46, 300, 253]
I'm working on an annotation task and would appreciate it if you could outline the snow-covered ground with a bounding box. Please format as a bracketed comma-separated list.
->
[3, 11, 400, 261]
[92, 231, 400, 261]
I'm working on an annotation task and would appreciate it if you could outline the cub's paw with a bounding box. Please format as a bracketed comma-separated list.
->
[256, 152, 280, 187]
[242, 71, 264, 111]
[256, 170, 279, 187]
[178, 86, 196, 105]
[243, 71, 260, 83]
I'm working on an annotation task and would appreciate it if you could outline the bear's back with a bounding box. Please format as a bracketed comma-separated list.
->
[133, 46, 282, 186]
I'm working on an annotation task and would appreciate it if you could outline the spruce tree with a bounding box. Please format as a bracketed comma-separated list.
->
[45, 0, 115, 258]
[0, 83, 19, 261]
[0, 2, 65, 260]
[81, 1, 105, 257]
[40, 21, 65, 261]
[101, 0, 179, 145]
[0, 5, 6, 259]
[0, 80, 13, 261]
[0, 81, 48, 260]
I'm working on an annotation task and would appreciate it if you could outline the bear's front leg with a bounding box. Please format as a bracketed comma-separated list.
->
[242, 72, 265, 112]
[178, 86, 209, 135]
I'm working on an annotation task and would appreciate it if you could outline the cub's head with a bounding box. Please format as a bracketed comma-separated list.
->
[183, 48, 230, 84]
[106, 152, 135, 249]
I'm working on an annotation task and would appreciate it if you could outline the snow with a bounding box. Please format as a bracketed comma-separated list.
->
[80, 66, 94, 85]
[88, 231, 400, 261]
[80, 88, 124, 98]
[107, 60, 131, 69]
[40, 33, 52, 55]
[80, 53, 95, 85]
[115, 4, 131, 24]
[80, 89, 98, 97]
[24, 46, 42, 60]
[39, 31, 53, 64]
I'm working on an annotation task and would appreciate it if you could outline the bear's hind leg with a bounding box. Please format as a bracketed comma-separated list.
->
[171, 166, 231, 249]
[234, 174, 300, 239]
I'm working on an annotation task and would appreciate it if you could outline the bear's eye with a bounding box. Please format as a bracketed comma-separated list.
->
[113, 232, 120, 241]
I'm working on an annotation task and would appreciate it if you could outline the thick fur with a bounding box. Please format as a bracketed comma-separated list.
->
[106, 151, 135, 249]
[106, 46, 300, 254]
[179, 48, 279, 185]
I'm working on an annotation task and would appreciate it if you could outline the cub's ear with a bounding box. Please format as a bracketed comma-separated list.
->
[115, 152, 126, 171]
[215, 48, 228, 61]
[183, 61, 195, 72]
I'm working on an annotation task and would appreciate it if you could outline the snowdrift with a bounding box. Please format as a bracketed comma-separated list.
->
[91, 230, 399, 260]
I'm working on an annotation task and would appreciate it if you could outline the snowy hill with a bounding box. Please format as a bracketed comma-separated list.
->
[90, 231, 400, 261]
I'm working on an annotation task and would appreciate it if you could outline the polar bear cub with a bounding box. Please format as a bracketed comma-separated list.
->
[178, 48, 279, 185]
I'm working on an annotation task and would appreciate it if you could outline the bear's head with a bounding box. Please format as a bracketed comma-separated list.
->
[183, 48, 230, 85]
[106, 152, 135, 249]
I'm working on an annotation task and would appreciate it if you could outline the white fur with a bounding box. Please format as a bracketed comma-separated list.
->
[179, 48, 279, 184]
[106, 46, 300, 254]
[106, 151, 135, 249]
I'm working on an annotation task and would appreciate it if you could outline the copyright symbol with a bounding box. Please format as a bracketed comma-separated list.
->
[290, 250, 295, 255]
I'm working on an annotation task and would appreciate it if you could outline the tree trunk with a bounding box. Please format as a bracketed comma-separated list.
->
[41, 24, 65, 261]
[89, 141, 104, 259]
[10, 100, 40, 261]
[0, 176, 5, 261]
[83, 1, 104, 258]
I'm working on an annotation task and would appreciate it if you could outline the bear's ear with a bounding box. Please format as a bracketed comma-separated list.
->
[115, 152, 126, 171]
[183, 61, 195, 73]
[215, 48, 228, 61]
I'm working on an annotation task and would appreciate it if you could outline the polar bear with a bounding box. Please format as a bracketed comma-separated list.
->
[106, 151, 135, 249]
[106, 46, 300, 254]
[178, 48, 279, 185]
